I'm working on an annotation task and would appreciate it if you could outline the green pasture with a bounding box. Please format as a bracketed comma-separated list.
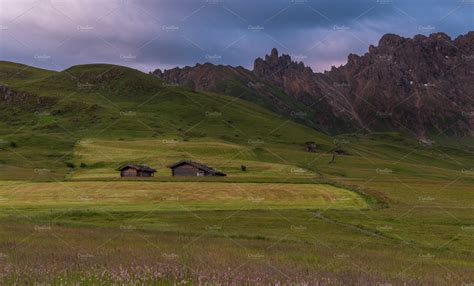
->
[1, 61, 473, 284]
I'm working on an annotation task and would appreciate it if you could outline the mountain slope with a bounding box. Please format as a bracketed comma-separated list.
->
[153, 62, 322, 129]
[324, 32, 474, 137]
[0, 61, 334, 178]
[152, 32, 474, 137]
[0, 62, 331, 141]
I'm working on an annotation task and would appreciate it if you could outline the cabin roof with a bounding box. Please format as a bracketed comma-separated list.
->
[116, 164, 157, 172]
[167, 160, 226, 176]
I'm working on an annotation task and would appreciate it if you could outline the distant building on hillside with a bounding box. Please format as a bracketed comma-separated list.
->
[167, 160, 226, 177]
[304, 141, 317, 152]
[117, 164, 157, 177]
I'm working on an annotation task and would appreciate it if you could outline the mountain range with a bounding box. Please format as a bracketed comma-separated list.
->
[152, 32, 474, 138]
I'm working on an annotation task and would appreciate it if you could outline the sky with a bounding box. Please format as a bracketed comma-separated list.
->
[0, 0, 473, 73]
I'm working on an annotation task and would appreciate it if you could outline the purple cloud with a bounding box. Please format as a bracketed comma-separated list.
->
[0, 0, 472, 72]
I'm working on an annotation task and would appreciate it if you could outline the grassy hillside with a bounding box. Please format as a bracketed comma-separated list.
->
[0, 61, 473, 284]
[0, 61, 335, 178]
[0, 61, 56, 85]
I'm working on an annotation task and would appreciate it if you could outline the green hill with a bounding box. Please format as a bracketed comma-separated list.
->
[0, 62, 335, 179]
[0, 60, 56, 84]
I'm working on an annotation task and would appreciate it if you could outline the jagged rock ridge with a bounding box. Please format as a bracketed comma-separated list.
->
[152, 32, 474, 137]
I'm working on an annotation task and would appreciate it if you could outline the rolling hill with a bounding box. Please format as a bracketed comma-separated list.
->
[0, 61, 335, 179]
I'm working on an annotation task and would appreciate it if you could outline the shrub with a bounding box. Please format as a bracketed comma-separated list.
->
[80, 162, 87, 168]
[10, 141, 17, 148]
[66, 162, 76, 168]
[241, 165, 247, 172]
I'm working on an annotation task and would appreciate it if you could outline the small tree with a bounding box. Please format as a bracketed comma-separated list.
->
[241, 165, 247, 172]
[66, 162, 76, 169]
[10, 141, 17, 148]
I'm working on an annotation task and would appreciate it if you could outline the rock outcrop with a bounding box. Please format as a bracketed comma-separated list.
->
[152, 32, 474, 137]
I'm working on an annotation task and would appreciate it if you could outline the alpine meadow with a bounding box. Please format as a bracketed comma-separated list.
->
[0, 0, 473, 285]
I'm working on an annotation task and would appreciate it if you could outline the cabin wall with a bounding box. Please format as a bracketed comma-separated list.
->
[121, 168, 138, 177]
[172, 164, 203, 176]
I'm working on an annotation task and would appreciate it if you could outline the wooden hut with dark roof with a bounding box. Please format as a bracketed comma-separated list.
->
[167, 160, 226, 177]
[304, 141, 317, 152]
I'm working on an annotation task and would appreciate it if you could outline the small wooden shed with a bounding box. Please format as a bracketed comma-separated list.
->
[167, 160, 226, 177]
[117, 164, 157, 177]
[304, 141, 317, 152]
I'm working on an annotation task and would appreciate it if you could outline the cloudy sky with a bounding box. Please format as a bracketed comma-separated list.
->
[0, 0, 472, 72]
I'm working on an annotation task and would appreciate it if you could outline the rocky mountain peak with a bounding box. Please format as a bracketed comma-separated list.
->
[378, 33, 406, 49]
[253, 48, 311, 79]
[429, 32, 451, 41]
[327, 31, 474, 136]
[151, 31, 474, 137]
[270, 48, 278, 59]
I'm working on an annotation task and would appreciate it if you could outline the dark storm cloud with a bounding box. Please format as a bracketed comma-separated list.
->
[0, 0, 472, 72]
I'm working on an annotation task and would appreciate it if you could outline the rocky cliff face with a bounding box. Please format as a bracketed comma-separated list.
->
[152, 61, 322, 129]
[0, 84, 55, 106]
[253, 48, 320, 104]
[252, 48, 359, 132]
[325, 32, 474, 137]
[152, 32, 474, 137]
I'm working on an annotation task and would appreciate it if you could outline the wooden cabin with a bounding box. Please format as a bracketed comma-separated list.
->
[167, 160, 226, 177]
[117, 164, 157, 177]
[304, 141, 317, 152]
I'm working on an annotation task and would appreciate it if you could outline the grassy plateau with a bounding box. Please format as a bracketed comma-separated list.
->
[0, 61, 473, 284]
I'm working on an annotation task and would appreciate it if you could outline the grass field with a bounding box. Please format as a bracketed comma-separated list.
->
[0, 181, 367, 212]
[1, 61, 473, 284]
[1, 135, 472, 284]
